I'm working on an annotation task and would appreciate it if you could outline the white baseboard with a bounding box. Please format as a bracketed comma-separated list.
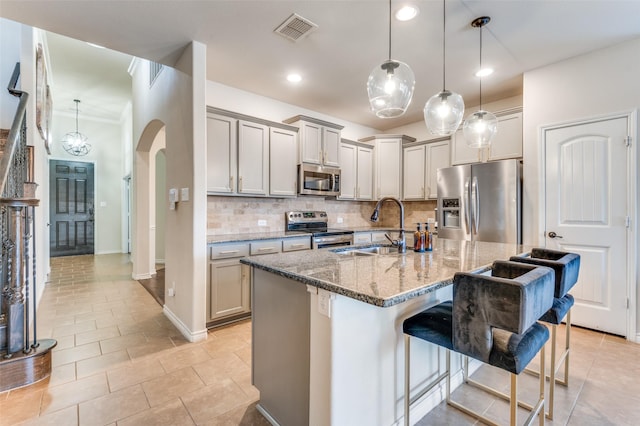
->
[163, 305, 208, 343]
[132, 272, 152, 280]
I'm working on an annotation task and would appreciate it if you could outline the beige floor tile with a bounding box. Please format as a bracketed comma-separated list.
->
[158, 345, 212, 373]
[202, 334, 250, 357]
[18, 405, 78, 426]
[181, 378, 250, 424]
[200, 401, 271, 426]
[117, 398, 196, 426]
[106, 358, 166, 392]
[127, 336, 177, 359]
[51, 320, 96, 339]
[0, 388, 43, 426]
[141, 366, 205, 407]
[76, 349, 131, 379]
[75, 325, 121, 346]
[48, 363, 77, 387]
[40, 374, 109, 415]
[193, 353, 250, 387]
[78, 383, 149, 424]
[52, 342, 101, 367]
[99, 332, 147, 354]
[52, 334, 75, 351]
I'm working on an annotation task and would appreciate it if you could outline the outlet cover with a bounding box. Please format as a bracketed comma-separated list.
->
[258, 220, 267, 226]
[337, 217, 343, 223]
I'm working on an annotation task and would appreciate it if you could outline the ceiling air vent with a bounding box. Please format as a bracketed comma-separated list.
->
[274, 13, 318, 42]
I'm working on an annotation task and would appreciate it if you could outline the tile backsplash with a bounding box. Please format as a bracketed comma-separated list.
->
[207, 196, 436, 235]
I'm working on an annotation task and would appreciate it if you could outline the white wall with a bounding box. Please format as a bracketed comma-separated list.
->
[131, 42, 208, 342]
[206, 81, 378, 140]
[388, 95, 524, 140]
[49, 112, 124, 254]
[523, 36, 640, 337]
[0, 19, 22, 129]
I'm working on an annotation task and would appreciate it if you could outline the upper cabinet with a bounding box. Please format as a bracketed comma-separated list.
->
[451, 108, 523, 165]
[283, 115, 344, 167]
[269, 127, 298, 197]
[339, 139, 374, 201]
[207, 113, 237, 194]
[360, 134, 415, 199]
[403, 139, 450, 200]
[207, 107, 298, 197]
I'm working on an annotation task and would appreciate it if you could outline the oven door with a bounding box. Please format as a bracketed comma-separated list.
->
[298, 164, 340, 196]
[313, 234, 353, 249]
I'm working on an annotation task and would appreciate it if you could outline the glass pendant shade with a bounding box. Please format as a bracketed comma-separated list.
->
[367, 59, 415, 118]
[423, 90, 465, 135]
[462, 110, 497, 148]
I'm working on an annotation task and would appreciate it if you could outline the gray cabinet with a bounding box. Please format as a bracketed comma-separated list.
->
[208, 243, 251, 324]
[339, 140, 374, 200]
[283, 115, 344, 167]
[359, 134, 416, 199]
[207, 236, 311, 327]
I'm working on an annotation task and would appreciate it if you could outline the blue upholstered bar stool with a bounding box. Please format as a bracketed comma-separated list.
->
[509, 248, 580, 420]
[403, 260, 555, 426]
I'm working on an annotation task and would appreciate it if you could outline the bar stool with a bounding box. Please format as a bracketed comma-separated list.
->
[509, 248, 580, 420]
[403, 260, 555, 426]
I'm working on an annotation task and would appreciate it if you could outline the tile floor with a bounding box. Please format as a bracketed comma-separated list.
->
[1, 253, 638, 425]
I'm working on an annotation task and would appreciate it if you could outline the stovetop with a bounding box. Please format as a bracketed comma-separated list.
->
[285, 210, 353, 236]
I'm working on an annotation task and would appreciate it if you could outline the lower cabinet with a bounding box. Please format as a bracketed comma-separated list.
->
[208, 259, 251, 322]
[207, 236, 311, 327]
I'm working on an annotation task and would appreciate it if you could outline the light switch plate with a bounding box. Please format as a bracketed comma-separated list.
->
[180, 187, 189, 201]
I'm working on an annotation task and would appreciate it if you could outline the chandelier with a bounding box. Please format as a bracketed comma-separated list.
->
[61, 99, 91, 156]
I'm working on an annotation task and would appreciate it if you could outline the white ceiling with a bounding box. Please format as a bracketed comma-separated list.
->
[2, 0, 640, 131]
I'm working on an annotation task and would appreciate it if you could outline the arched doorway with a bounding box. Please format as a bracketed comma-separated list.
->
[131, 119, 165, 280]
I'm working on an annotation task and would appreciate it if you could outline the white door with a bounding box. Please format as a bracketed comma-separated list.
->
[544, 115, 630, 336]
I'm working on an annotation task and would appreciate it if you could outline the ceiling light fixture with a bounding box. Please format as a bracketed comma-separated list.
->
[463, 16, 498, 148]
[287, 73, 302, 83]
[475, 67, 493, 77]
[61, 99, 91, 156]
[366, 0, 415, 118]
[423, 0, 464, 136]
[395, 5, 419, 21]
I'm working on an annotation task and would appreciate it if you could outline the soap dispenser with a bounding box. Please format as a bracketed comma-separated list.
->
[414, 223, 423, 252]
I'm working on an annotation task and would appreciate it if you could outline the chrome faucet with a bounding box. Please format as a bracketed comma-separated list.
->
[370, 197, 406, 253]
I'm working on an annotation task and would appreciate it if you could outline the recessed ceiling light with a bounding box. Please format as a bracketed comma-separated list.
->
[395, 5, 419, 21]
[475, 67, 494, 77]
[287, 73, 302, 83]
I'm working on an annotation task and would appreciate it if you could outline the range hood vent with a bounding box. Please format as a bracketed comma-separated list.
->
[274, 13, 318, 42]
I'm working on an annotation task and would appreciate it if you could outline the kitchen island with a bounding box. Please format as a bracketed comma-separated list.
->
[241, 238, 530, 426]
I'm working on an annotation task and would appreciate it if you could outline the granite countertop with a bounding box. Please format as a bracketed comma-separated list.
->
[206, 227, 406, 244]
[240, 238, 530, 307]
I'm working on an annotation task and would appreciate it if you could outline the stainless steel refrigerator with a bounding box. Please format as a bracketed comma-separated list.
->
[436, 159, 522, 244]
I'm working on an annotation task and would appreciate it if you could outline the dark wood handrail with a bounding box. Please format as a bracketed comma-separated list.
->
[0, 63, 29, 195]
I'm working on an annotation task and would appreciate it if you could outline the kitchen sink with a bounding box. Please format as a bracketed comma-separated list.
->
[333, 245, 397, 256]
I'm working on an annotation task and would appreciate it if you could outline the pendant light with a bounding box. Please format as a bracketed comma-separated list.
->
[366, 0, 415, 118]
[463, 16, 497, 148]
[61, 99, 91, 156]
[423, 0, 464, 136]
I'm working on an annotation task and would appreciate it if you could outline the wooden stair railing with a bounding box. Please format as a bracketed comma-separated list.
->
[0, 62, 56, 392]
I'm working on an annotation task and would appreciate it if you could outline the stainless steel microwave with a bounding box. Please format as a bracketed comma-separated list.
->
[298, 164, 341, 196]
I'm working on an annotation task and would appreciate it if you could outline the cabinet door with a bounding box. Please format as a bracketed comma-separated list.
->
[403, 145, 426, 200]
[338, 143, 356, 200]
[300, 122, 322, 164]
[488, 112, 523, 160]
[426, 141, 450, 199]
[238, 120, 269, 195]
[207, 114, 237, 193]
[209, 260, 250, 321]
[451, 128, 482, 165]
[376, 138, 402, 198]
[356, 146, 374, 200]
[270, 127, 297, 197]
[323, 127, 341, 167]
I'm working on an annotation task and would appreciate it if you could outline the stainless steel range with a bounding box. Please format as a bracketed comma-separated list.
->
[285, 211, 353, 249]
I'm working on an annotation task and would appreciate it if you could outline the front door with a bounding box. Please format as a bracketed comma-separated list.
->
[49, 159, 95, 257]
[543, 115, 630, 336]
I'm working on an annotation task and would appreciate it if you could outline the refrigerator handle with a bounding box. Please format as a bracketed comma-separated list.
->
[472, 176, 479, 234]
[464, 177, 471, 234]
